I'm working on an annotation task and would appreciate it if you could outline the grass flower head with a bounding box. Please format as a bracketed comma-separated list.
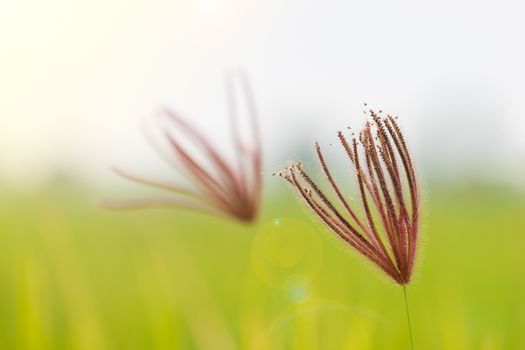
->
[107, 74, 262, 223]
[276, 110, 420, 284]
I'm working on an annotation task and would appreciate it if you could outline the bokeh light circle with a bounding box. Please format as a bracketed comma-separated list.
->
[251, 218, 324, 290]
[253, 300, 378, 349]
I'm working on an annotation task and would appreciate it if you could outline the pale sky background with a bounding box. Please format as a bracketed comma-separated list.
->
[1, 0, 525, 189]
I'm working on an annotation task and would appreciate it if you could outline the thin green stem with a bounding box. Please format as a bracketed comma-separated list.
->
[403, 285, 415, 350]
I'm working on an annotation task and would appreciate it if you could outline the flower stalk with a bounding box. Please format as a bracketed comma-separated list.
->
[276, 108, 421, 349]
[403, 286, 415, 350]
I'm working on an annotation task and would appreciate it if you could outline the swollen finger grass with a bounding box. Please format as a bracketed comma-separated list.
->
[276, 109, 420, 348]
[106, 73, 262, 223]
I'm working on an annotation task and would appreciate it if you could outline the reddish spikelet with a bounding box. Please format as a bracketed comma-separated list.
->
[276, 110, 420, 284]
[107, 74, 262, 223]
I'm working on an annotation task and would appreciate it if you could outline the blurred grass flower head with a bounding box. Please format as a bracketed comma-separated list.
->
[108, 74, 262, 223]
[276, 110, 420, 284]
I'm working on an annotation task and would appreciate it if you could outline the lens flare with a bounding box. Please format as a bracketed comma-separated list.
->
[251, 218, 324, 289]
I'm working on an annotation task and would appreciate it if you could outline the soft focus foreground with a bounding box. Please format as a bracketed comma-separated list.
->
[0, 183, 523, 349]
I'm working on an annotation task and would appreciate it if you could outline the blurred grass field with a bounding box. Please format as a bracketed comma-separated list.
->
[0, 182, 524, 349]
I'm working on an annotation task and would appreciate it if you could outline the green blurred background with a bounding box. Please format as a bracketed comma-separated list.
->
[3, 0, 525, 348]
[1, 180, 523, 349]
